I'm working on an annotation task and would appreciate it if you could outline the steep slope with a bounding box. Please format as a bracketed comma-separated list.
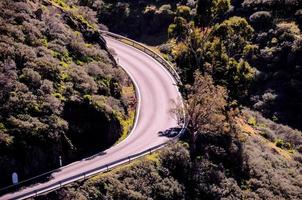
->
[0, 0, 135, 188]
[34, 120, 302, 200]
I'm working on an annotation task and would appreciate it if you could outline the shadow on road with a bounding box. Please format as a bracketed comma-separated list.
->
[0, 151, 107, 197]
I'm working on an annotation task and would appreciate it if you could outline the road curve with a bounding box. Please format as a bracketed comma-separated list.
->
[0, 37, 181, 200]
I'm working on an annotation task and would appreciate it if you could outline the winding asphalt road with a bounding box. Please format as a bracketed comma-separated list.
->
[0, 37, 181, 200]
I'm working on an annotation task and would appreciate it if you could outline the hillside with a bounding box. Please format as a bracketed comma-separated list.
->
[33, 0, 302, 199]
[81, 0, 302, 130]
[0, 0, 135, 188]
[163, 0, 302, 130]
[1, 0, 302, 199]
[34, 115, 302, 199]
[36, 68, 302, 200]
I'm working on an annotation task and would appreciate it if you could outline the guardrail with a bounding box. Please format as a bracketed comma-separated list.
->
[100, 31, 182, 86]
[0, 31, 186, 200]
[1, 142, 178, 200]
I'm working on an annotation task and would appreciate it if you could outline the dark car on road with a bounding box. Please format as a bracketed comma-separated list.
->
[158, 127, 182, 137]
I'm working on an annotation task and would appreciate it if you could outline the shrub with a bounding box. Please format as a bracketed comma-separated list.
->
[168, 17, 189, 40]
[0, 0, 130, 188]
[248, 116, 257, 126]
[83, 94, 92, 103]
[19, 68, 42, 89]
[159, 43, 171, 54]
[176, 5, 191, 20]
[197, 0, 231, 25]
[249, 11, 272, 30]
[275, 139, 292, 150]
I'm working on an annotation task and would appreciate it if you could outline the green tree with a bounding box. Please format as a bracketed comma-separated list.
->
[171, 26, 212, 82]
[206, 17, 256, 99]
[168, 17, 189, 40]
[196, 0, 231, 26]
[214, 16, 254, 57]
[176, 5, 191, 20]
[171, 16, 256, 98]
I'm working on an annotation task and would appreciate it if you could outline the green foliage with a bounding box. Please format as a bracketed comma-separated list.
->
[97, 1, 175, 43]
[53, 92, 65, 101]
[176, 6, 191, 20]
[205, 17, 255, 98]
[83, 94, 92, 103]
[196, 0, 231, 26]
[247, 116, 257, 126]
[40, 38, 49, 47]
[37, 109, 302, 200]
[77, 15, 95, 29]
[51, 0, 72, 11]
[0, 123, 7, 132]
[170, 16, 256, 98]
[0, 0, 131, 187]
[272, 115, 278, 122]
[115, 110, 135, 144]
[275, 139, 292, 150]
[214, 16, 254, 46]
[56, 50, 72, 63]
[211, 0, 230, 18]
[168, 17, 189, 40]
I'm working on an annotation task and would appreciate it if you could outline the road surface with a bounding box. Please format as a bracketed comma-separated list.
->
[0, 37, 181, 200]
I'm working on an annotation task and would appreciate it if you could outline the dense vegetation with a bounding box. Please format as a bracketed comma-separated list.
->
[36, 74, 302, 199]
[0, 0, 135, 188]
[165, 0, 302, 130]
[36, 0, 302, 199]
[1, 0, 302, 199]
[80, 0, 302, 130]
[35, 137, 302, 199]
[73, 0, 181, 45]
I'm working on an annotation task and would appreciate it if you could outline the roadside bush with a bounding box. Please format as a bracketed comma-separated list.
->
[159, 43, 172, 54]
[275, 139, 292, 150]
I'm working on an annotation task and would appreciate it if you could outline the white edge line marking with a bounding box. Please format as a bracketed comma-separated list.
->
[40, 40, 143, 170]
[111, 52, 141, 146]
[0, 36, 183, 200]
[107, 37, 185, 129]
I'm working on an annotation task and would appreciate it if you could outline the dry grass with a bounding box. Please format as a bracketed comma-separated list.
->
[236, 115, 293, 160]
